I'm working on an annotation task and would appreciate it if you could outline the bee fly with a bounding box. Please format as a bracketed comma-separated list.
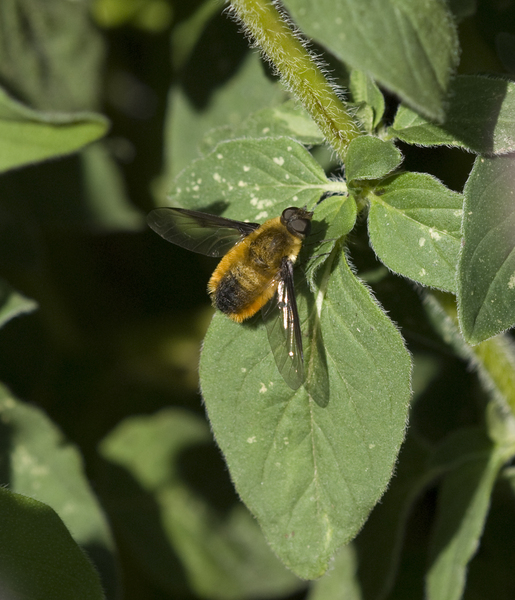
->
[147, 206, 314, 389]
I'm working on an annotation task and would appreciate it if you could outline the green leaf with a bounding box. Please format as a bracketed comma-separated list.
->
[0, 488, 105, 600]
[0, 86, 109, 173]
[0, 279, 38, 328]
[345, 136, 402, 182]
[99, 408, 302, 599]
[168, 137, 344, 220]
[389, 75, 515, 155]
[368, 172, 463, 292]
[0, 0, 104, 111]
[283, 0, 459, 121]
[426, 429, 507, 600]
[306, 194, 357, 290]
[0, 384, 117, 597]
[457, 155, 515, 344]
[200, 100, 325, 154]
[161, 51, 285, 187]
[349, 70, 386, 130]
[200, 252, 411, 579]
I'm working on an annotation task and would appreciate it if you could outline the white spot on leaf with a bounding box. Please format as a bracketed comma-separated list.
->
[273, 156, 285, 166]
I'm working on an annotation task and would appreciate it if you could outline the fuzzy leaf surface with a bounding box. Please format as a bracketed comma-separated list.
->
[200, 249, 411, 578]
[368, 172, 463, 291]
[345, 136, 402, 182]
[168, 137, 344, 220]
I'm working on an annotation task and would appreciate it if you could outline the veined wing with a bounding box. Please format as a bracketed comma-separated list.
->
[147, 207, 260, 257]
[262, 258, 304, 390]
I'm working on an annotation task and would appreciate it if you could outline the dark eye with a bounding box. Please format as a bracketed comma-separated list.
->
[281, 207, 297, 222]
[289, 218, 311, 237]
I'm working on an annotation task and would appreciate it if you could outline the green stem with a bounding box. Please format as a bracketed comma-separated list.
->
[229, 0, 361, 160]
[429, 292, 515, 416]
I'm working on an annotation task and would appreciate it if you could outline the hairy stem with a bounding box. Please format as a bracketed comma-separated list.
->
[229, 0, 361, 160]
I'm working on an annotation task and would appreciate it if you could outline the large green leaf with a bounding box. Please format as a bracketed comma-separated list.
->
[368, 172, 463, 292]
[458, 155, 515, 344]
[0, 385, 116, 598]
[167, 137, 345, 220]
[0, 488, 105, 600]
[0, 86, 109, 173]
[100, 408, 302, 599]
[389, 76, 515, 155]
[200, 250, 411, 578]
[283, 0, 459, 121]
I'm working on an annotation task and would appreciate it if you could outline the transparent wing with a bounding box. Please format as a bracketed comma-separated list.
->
[262, 258, 304, 390]
[147, 207, 260, 257]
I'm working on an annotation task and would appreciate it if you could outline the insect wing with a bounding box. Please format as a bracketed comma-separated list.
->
[147, 207, 260, 257]
[263, 259, 304, 390]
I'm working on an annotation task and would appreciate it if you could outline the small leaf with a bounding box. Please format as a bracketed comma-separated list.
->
[200, 252, 411, 578]
[349, 70, 385, 130]
[305, 194, 357, 290]
[345, 136, 402, 182]
[0, 86, 109, 173]
[389, 76, 515, 155]
[0, 488, 105, 600]
[368, 172, 463, 291]
[283, 0, 459, 121]
[0, 278, 37, 328]
[100, 409, 302, 599]
[168, 137, 343, 221]
[457, 155, 515, 344]
[426, 429, 507, 600]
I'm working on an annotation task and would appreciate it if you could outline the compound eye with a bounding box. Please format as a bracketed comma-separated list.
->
[289, 218, 311, 237]
[281, 207, 297, 223]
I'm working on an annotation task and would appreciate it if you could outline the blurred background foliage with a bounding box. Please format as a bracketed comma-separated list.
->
[1, 0, 515, 598]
